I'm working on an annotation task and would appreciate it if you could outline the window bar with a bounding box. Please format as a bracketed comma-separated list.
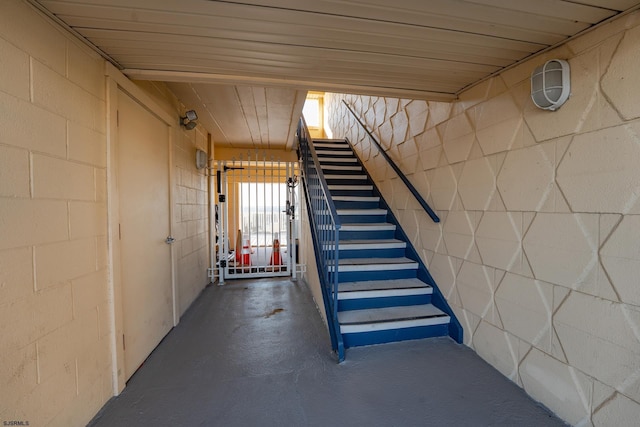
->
[234, 154, 238, 274]
[262, 149, 267, 271]
[285, 160, 291, 277]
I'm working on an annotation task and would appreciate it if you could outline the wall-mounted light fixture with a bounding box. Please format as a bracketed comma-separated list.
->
[180, 110, 198, 130]
[195, 149, 207, 170]
[531, 59, 571, 111]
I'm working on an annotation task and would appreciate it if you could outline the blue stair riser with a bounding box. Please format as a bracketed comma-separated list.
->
[326, 179, 369, 186]
[338, 294, 432, 311]
[338, 269, 416, 283]
[319, 163, 360, 169]
[342, 323, 450, 348]
[339, 230, 396, 240]
[321, 170, 364, 177]
[318, 160, 360, 166]
[329, 189, 374, 197]
[316, 155, 354, 162]
[338, 214, 387, 224]
[315, 146, 352, 151]
[338, 247, 406, 259]
[333, 200, 380, 209]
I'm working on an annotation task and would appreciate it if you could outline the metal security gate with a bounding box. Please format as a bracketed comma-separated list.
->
[213, 152, 300, 282]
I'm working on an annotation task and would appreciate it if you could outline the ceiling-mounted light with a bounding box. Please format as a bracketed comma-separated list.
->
[531, 59, 570, 111]
[180, 110, 198, 130]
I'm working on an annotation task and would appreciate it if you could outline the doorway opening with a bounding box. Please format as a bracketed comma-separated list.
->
[213, 154, 300, 282]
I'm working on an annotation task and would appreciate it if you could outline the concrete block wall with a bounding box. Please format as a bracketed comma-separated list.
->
[327, 11, 640, 426]
[173, 123, 211, 315]
[0, 1, 111, 425]
[0, 2, 212, 425]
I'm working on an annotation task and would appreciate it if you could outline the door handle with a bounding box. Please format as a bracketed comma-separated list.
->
[165, 236, 176, 244]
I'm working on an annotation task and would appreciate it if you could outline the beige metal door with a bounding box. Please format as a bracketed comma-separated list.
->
[117, 89, 173, 380]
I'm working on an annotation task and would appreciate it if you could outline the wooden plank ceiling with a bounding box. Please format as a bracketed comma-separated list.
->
[33, 0, 640, 148]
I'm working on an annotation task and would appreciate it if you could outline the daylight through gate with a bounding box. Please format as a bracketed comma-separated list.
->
[215, 153, 299, 281]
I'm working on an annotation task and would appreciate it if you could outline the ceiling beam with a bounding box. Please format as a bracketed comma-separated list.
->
[122, 69, 458, 102]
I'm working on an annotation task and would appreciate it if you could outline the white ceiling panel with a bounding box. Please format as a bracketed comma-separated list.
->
[30, 0, 640, 148]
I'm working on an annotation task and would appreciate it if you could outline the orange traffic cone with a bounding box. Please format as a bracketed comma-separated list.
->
[235, 229, 242, 263]
[241, 238, 252, 266]
[269, 236, 282, 271]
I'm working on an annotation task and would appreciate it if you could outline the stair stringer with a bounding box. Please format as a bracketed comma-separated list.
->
[344, 138, 464, 344]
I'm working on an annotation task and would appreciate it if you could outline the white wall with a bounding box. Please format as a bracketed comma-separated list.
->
[299, 196, 328, 327]
[0, 1, 211, 425]
[326, 11, 640, 426]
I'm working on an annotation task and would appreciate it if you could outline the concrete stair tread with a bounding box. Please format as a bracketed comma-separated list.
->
[337, 208, 386, 215]
[339, 304, 448, 326]
[317, 157, 358, 163]
[316, 150, 356, 156]
[329, 184, 373, 190]
[339, 278, 430, 293]
[333, 195, 380, 202]
[314, 141, 350, 145]
[325, 174, 367, 180]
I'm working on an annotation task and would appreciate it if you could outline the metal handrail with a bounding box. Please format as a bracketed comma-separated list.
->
[342, 100, 440, 223]
[297, 117, 344, 361]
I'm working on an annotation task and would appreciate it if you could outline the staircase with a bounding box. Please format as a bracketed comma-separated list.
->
[311, 138, 459, 349]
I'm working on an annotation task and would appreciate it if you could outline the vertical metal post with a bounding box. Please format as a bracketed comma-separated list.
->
[232, 158, 238, 277]
[283, 160, 288, 275]
[263, 150, 267, 270]
[269, 155, 274, 272]
[254, 151, 258, 268]
[296, 161, 299, 276]
[289, 161, 296, 280]
[246, 151, 251, 269]
[218, 160, 227, 285]
[208, 142, 214, 282]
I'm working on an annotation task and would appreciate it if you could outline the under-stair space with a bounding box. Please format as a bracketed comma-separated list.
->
[311, 139, 459, 349]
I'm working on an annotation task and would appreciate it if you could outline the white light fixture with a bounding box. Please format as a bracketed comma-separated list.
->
[180, 109, 198, 130]
[531, 59, 570, 111]
[195, 149, 207, 169]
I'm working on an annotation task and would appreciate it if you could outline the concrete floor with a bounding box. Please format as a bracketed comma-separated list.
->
[89, 278, 566, 427]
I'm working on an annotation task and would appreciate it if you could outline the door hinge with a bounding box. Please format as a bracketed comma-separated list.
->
[116, 109, 119, 127]
[119, 223, 121, 240]
[122, 334, 126, 350]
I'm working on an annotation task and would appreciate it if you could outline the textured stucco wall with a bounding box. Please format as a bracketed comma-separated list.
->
[326, 12, 640, 426]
